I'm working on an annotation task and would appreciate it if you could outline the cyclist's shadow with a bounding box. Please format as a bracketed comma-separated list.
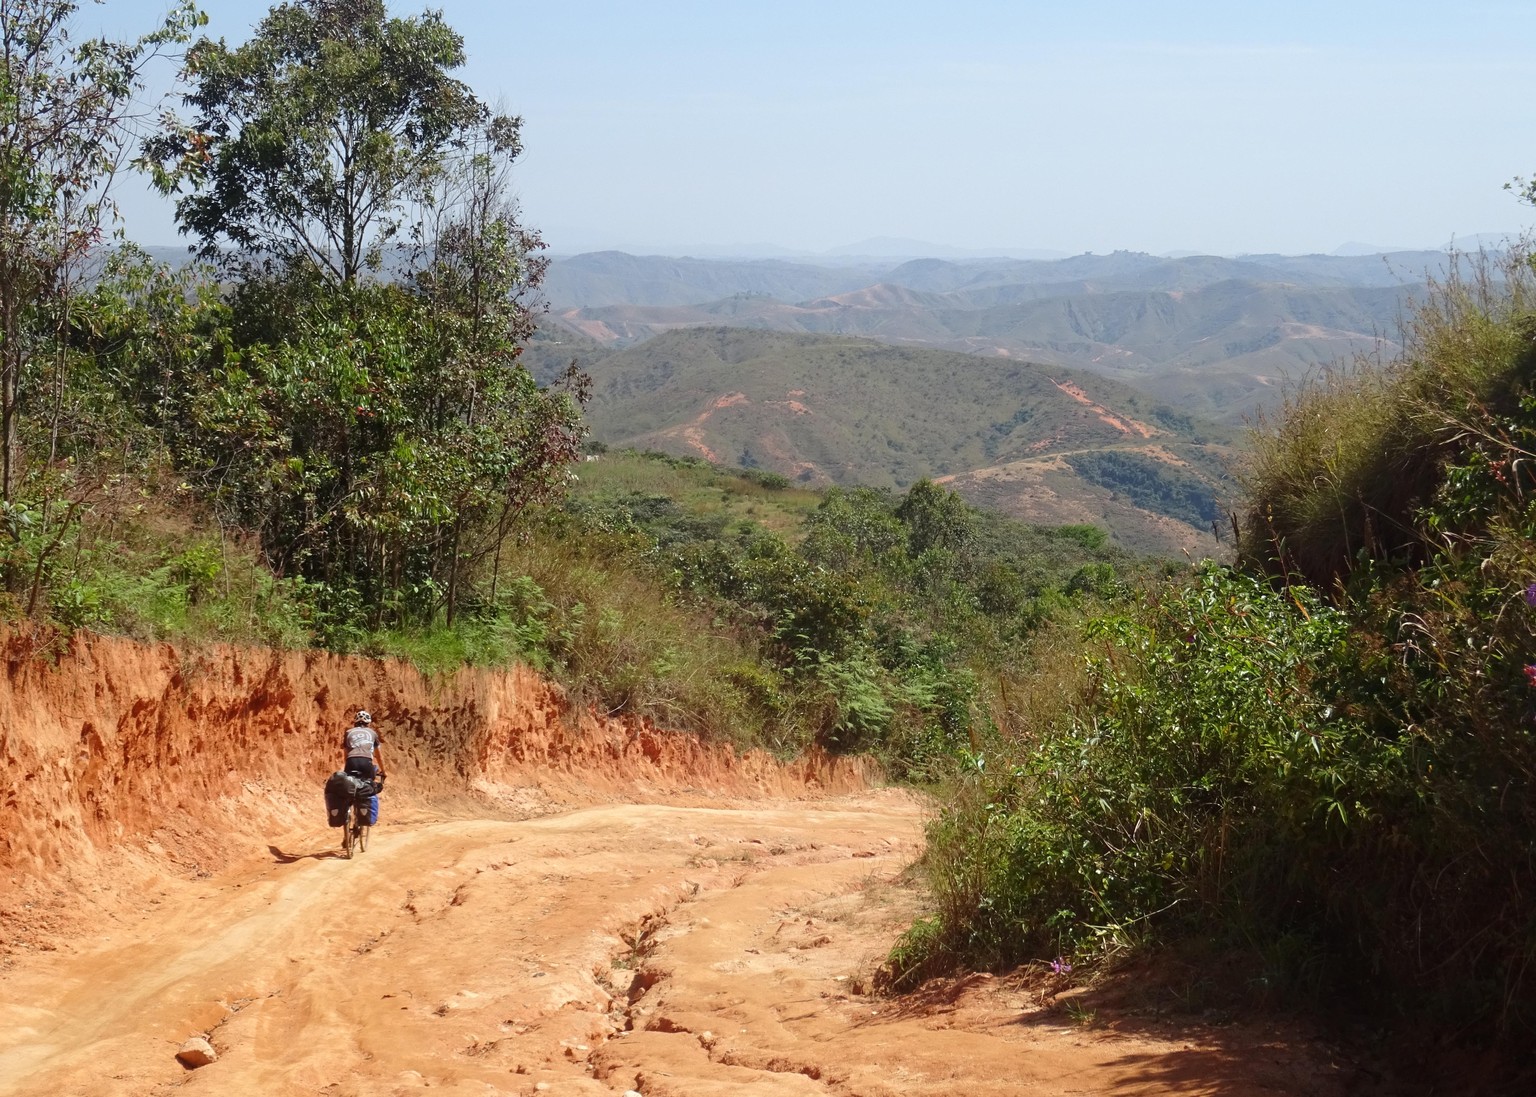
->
[268, 844, 348, 863]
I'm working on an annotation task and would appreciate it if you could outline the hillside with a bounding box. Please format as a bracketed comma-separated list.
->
[580, 327, 1236, 555]
[551, 280, 1413, 420]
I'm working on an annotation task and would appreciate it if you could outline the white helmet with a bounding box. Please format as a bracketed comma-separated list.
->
[355, 710, 373, 726]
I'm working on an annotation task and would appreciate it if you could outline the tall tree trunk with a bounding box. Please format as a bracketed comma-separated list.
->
[444, 514, 462, 626]
[1, 286, 18, 505]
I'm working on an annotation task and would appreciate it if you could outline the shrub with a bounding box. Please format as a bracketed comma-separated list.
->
[890, 567, 1384, 989]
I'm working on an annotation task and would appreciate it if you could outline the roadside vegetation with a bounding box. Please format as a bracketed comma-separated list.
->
[887, 245, 1536, 1049]
[1, 0, 582, 647]
[540, 452, 1133, 766]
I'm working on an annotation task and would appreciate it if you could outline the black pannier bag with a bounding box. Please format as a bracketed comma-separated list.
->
[324, 770, 354, 828]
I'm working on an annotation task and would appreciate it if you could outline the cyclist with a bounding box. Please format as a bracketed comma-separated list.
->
[342, 709, 386, 783]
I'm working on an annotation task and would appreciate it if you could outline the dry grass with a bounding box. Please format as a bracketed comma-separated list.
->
[1239, 245, 1536, 587]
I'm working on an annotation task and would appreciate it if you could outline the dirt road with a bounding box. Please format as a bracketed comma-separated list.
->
[0, 790, 1349, 1097]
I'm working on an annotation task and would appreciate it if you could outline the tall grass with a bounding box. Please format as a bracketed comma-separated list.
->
[1240, 246, 1536, 587]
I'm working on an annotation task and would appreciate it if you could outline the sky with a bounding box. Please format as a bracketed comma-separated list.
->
[92, 0, 1536, 258]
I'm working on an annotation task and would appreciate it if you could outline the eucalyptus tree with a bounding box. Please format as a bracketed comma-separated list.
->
[404, 128, 583, 623]
[145, 0, 519, 285]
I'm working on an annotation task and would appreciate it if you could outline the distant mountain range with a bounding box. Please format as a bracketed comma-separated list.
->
[520, 245, 1508, 552]
[542, 248, 1451, 309]
[540, 231, 1522, 263]
[540, 249, 1452, 423]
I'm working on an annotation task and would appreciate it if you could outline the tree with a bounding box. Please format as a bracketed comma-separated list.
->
[136, 0, 584, 634]
[146, 0, 518, 285]
[896, 479, 973, 560]
[405, 132, 579, 621]
[800, 487, 907, 576]
[0, 0, 201, 501]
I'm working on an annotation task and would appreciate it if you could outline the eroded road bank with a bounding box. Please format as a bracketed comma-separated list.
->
[0, 791, 1350, 1097]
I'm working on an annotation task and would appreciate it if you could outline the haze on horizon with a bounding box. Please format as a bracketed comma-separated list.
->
[96, 0, 1536, 259]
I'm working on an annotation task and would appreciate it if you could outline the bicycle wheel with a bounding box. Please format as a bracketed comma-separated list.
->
[358, 821, 370, 853]
[343, 809, 357, 859]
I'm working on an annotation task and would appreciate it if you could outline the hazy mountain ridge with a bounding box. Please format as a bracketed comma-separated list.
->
[541, 251, 889, 308]
[543, 248, 1451, 310]
[553, 279, 1408, 357]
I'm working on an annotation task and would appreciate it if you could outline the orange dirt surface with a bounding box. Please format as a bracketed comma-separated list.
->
[0, 630, 1358, 1096]
[1049, 381, 1162, 440]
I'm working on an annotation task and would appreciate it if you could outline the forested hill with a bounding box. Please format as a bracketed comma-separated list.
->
[578, 327, 1235, 556]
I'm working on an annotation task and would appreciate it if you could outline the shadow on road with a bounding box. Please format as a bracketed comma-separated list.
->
[268, 844, 347, 863]
[870, 968, 1370, 1096]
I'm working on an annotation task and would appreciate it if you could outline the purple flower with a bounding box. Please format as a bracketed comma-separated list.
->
[1050, 957, 1072, 974]
[1524, 583, 1536, 608]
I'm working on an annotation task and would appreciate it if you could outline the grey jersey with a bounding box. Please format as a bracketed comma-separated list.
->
[343, 725, 380, 759]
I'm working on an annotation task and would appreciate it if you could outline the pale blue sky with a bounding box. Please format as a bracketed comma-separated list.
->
[92, 0, 1536, 256]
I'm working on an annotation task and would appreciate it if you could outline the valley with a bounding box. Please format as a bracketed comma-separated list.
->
[527, 247, 1453, 555]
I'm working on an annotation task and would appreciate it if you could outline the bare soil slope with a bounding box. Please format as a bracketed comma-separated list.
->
[0, 631, 1353, 1096]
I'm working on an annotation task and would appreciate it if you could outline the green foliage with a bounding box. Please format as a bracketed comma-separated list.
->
[897, 478, 975, 560]
[236, 277, 575, 622]
[369, 612, 536, 677]
[556, 453, 1130, 772]
[1056, 524, 1108, 550]
[904, 243, 1536, 1040]
[800, 487, 907, 578]
[4, 488, 312, 648]
[1065, 449, 1222, 528]
[109, 1, 589, 639]
[741, 468, 791, 490]
[477, 517, 811, 752]
[890, 568, 1381, 988]
[0, 2, 590, 661]
[146, 0, 509, 285]
[0, 0, 202, 499]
